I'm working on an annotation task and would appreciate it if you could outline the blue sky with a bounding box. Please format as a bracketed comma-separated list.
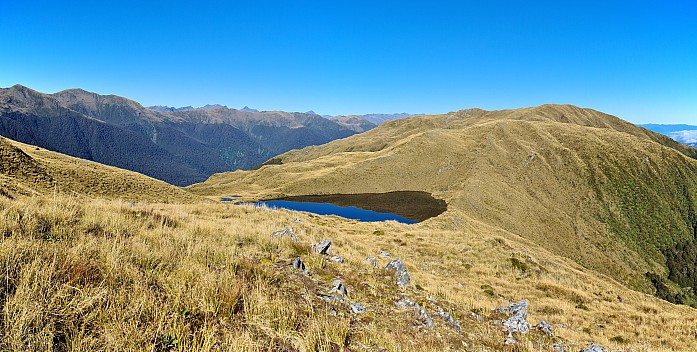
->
[1, 1, 695, 123]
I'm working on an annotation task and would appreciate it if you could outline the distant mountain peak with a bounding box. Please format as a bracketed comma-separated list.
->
[305, 110, 318, 115]
[147, 105, 195, 112]
[200, 104, 227, 110]
[240, 106, 259, 113]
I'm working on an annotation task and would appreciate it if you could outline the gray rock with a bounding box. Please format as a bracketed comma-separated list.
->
[417, 306, 435, 328]
[470, 312, 484, 321]
[365, 256, 377, 268]
[329, 256, 344, 263]
[552, 343, 565, 352]
[272, 227, 297, 240]
[317, 293, 340, 303]
[292, 257, 305, 271]
[495, 299, 530, 336]
[581, 345, 604, 352]
[379, 250, 390, 258]
[312, 240, 332, 255]
[437, 311, 462, 333]
[535, 320, 553, 337]
[396, 298, 419, 309]
[385, 258, 410, 287]
[350, 303, 365, 314]
[330, 279, 347, 296]
[396, 299, 434, 328]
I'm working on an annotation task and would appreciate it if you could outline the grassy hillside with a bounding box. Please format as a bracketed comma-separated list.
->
[1, 194, 696, 351]
[0, 137, 196, 203]
[190, 105, 697, 303]
[2, 117, 697, 351]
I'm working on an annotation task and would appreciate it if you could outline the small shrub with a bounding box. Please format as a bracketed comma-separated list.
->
[510, 257, 529, 273]
[155, 334, 179, 352]
[576, 303, 591, 311]
[610, 335, 627, 343]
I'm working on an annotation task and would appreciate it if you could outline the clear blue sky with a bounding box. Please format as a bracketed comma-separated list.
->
[1, 1, 695, 123]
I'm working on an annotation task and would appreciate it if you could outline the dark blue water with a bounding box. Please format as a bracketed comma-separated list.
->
[246, 200, 417, 224]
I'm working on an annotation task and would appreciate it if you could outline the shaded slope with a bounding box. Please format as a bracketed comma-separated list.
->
[190, 105, 697, 302]
[329, 115, 377, 132]
[52, 88, 270, 182]
[1, 85, 363, 186]
[0, 136, 196, 202]
[0, 85, 210, 185]
[173, 106, 358, 155]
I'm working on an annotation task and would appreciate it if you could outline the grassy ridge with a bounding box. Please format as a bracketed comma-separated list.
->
[0, 137, 197, 203]
[189, 105, 697, 300]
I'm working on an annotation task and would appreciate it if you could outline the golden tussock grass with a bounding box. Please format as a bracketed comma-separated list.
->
[1, 195, 695, 351]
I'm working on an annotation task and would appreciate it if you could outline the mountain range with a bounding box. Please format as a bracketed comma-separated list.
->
[0, 85, 379, 186]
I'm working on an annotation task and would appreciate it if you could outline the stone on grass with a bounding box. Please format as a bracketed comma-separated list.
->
[470, 312, 484, 322]
[350, 303, 365, 314]
[330, 279, 347, 296]
[317, 293, 339, 303]
[385, 258, 410, 287]
[292, 257, 305, 271]
[495, 299, 531, 345]
[495, 299, 530, 334]
[312, 240, 332, 255]
[396, 299, 419, 309]
[535, 320, 553, 337]
[379, 251, 390, 258]
[417, 306, 435, 328]
[395, 299, 434, 328]
[272, 227, 297, 240]
[329, 256, 344, 263]
[364, 256, 377, 268]
[581, 345, 604, 352]
[437, 311, 462, 333]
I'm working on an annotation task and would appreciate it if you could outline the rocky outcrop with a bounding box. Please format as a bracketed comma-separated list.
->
[396, 299, 434, 328]
[495, 300, 530, 344]
[385, 258, 410, 287]
[312, 240, 332, 255]
[272, 227, 297, 240]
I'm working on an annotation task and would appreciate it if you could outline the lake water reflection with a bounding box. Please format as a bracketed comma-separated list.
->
[246, 199, 418, 224]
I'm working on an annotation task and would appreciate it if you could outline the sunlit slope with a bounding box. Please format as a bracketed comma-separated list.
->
[2, 195, 697, 351]
[0, 137, 197, 203]
[190, 105, 697, 297]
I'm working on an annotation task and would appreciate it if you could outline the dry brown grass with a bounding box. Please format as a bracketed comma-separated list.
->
[0, 194, 695, 351]
[1, 137, 197, 203]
